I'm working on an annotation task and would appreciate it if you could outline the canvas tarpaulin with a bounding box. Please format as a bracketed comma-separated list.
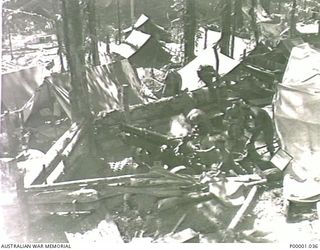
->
[47, 61, 153, 119]
[123, 14, 171, 43]
[1, 65, 46, 123]
[86, 64, 122, 113]
[274, 43, 320, 202]
[110, 30, 171, 68]
[178, 47, 240, 91]
[120, 60, 157, 103]
[196, 29, 255, 61]
[48, 64, 123, 119]
[46, 75, 72, 119]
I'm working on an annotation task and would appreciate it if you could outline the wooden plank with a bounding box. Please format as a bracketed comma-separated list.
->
[45, 122, 88, 184]
[26, 172, 161, 192]
[227, 185, 258, 230]
[29, 122, 84, 186]
[29, 201, 99, 215]
[28, 184, 186, 207]
[96, 87, 233, 128]
[154, 228, 199, 243]
[98, 185, 185, 198]
[28, 188, 99, 204]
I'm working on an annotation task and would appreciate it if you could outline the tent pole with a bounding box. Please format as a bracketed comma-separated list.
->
[204, 27, 207, 49]
[106, 32, 110, 54]
[18, 110, 25, 149]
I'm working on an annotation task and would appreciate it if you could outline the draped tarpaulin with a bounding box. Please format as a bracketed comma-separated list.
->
[120, 59, 157, 103]
[47, 64, 123, 119]
[274, 43, 320, 202]
[1, 65, 46, 122]
[0, 66, 50, 138]
[178, 47, 240, 91]
[123, 14, 171, 43]
[47, 61, 153, 119]
[45, 75, 72, 119]
[111, 30, 171, 68]
[86, 64, 123, 113]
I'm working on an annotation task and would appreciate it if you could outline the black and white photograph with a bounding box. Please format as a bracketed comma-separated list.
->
[1, 0, 320, 248]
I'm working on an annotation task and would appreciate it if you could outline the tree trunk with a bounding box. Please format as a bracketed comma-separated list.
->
[183, 0, 196, 64]
[249, 0, 259, 46]
[61, 0, 90, 122]
[56, 22, 66, 72]
[220, 0, 232, 56]
[116, 0, 122, 44]
[204, 27, 208, 49]
[88, 0, 100, 66]
[234, 0, 244, 30]
[213, 44, 220, 81]
[106, 32, 110, 54]
[290, 0, 297, 37]
[230, 21, 235, 59]
[278, 0, 282, 13]
[231, 0, 241, 59]
[130, 0, 135, 25]
[52, 0, 66, 72]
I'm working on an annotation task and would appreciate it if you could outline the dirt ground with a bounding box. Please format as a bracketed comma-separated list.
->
[1, 145, 320, 243]
[251, 187, 320, 243]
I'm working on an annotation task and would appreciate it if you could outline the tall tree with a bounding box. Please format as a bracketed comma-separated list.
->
[278, 0, 282, 13]
[289, 0, 297, 37]
[170, 0, 185, 63]
[234, 0, 244, 30]
[183, 0, 196, 63]
[52, 0, 65, 72]
[116, 0, 122, 44]
[220, 0, 232, 56]
[87, 0, 100, 66]
[249, 0, 259, 45]
[61, 0, 90, 121]
[130, 0, 135, 25]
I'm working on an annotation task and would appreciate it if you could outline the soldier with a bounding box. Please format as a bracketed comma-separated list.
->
[186, 108, 211, 136]
[162, 70, 182, 97]
[183, 108, 247, 175]
[240, 102, 275, 156]
[197, 65, 217, 88]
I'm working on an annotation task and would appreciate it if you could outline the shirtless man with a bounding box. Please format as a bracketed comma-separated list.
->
[241, 103, 275, 156]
